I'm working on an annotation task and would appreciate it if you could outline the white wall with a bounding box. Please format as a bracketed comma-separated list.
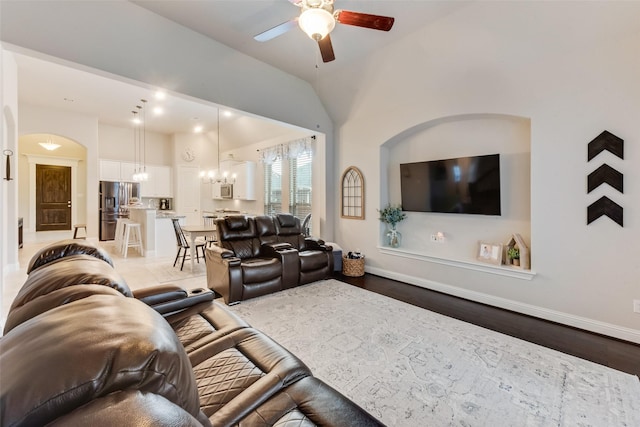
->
[1, 49, 19, 283]
[99, 123, 172, 166]
[331, 3, 640, 341]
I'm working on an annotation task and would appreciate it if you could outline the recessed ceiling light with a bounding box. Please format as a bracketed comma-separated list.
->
[194, 125, 203, 133]
[155, 91, 166, 100]
[222, 110, 232, 117]
[153, 107, 164, 115]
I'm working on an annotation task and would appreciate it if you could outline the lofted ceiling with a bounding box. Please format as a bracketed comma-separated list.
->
[13, 1, 471, 150]
[132, 0, 470, 84]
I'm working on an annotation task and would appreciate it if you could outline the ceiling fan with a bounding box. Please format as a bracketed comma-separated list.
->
[254, 0, 395, 63]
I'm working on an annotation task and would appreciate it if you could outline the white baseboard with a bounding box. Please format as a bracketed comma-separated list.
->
[366, 266, 640, 345]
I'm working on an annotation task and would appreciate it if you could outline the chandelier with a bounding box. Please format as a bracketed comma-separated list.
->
[200, 109, 236, 184]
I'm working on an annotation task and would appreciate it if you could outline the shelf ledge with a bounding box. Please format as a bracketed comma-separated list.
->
[377, 246, 536, 280]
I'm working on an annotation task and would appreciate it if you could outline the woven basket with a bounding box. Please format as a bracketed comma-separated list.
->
[342, 256, 365, 277]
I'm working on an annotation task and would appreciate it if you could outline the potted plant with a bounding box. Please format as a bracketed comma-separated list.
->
[507, 247, 520, 266]
[378, 204, 407, 248]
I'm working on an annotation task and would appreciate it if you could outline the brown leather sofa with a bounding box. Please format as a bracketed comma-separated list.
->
[207, 214, 333, 304]
[1, 240, 382, 427]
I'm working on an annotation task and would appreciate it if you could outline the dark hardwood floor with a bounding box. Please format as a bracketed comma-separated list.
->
[335, 272, 640, 378]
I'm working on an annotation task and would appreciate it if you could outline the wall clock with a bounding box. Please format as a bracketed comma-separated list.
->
[182, 147, 196, 162]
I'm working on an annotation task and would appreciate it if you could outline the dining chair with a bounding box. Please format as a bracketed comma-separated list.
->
[202, 215, 218, 247]
[171, 218, 205, 270]
[301, 213, 312, 237]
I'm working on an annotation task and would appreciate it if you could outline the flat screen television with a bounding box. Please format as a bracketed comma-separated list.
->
[400, 153, 501, 215]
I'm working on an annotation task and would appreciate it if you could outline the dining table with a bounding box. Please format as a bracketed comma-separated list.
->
[180, 224, 217, 272]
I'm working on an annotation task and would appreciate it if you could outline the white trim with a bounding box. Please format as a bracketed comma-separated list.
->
[25, 154, 81, 232]
[366, 265, 640, 344]
[2, 262, 20, 273]
[378, 246, 536, 280]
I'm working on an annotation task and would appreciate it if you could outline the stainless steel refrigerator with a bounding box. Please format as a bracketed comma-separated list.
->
[99, 181, 140, 241]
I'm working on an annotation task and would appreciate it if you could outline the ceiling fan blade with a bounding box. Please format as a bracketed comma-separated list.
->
[318, 34, 335, 63]
[335, 10, 395, 31]
[254, 19, 298, 42]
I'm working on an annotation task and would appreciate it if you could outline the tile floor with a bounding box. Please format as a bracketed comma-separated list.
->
[1, 232, 205, 331]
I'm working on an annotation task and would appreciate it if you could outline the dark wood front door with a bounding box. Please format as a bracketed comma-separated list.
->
[36, 164, 72, 231]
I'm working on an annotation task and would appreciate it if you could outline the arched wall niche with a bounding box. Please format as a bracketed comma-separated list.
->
[379, 113, 532, 265]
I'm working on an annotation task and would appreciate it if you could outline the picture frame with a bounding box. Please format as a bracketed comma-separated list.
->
[477, 241, 503, 265]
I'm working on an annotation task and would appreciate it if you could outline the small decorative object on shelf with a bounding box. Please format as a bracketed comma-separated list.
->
[507, 247, 520, 266]
[378, 204, 406, 248]
[505, 233, 530, 269]
[477, 242, 503, 265]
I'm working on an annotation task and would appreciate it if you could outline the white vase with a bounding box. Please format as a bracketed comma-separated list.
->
[386, 225, 402, 248]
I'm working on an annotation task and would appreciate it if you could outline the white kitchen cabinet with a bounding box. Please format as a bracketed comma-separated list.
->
[141, 165, 173, 197]
[212, 182, 222, 199]
[231, 161, 256, 200]
[99, 160, 141, 182]
[120, 162, 137, 182]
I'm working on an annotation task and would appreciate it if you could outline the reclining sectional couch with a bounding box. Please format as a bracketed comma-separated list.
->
[206, 214, 333, 304]
[0, 240, 383, 427]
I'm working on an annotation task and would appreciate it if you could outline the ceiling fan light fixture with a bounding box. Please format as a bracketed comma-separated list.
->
[299, 8, 335, 41]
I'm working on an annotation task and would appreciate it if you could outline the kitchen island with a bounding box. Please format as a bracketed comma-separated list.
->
[128, 207, 184, 257]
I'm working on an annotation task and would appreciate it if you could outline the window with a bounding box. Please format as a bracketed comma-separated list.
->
[262, 138, 314, 232]
[289, 149, 312, 223]
[264, 157, 283, 215]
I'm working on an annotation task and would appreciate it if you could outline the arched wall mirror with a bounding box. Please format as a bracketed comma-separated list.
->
[341, 166, 364, 219]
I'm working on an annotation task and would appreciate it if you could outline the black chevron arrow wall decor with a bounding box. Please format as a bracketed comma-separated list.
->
[586, 130, 624, 227]
[587, 196, 623, 226]
[587, 164, 623, 193]
[587, 130, 624, 161]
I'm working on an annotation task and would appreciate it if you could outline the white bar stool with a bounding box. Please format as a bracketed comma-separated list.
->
[122, 222, 144, 258]
[114, 218, 131, 255]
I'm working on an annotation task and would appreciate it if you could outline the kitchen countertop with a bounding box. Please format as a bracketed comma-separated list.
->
[156, 212, 185, 219]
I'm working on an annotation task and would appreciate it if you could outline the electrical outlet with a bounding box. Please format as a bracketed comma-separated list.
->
[436, 232, 445, 243]
[430, 234, 438, 242]
[633, 300, 640, 313]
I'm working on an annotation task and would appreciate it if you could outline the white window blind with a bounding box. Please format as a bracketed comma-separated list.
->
[262, 137, 314, 233]
[289, 150, 312, 227]
[264, 158, 283, 215]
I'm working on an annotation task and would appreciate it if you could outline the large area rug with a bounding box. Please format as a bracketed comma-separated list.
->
[227, 279, 640, 427]
[145, 260, 207, 283]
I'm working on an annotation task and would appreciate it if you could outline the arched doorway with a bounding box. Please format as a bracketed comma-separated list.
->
[18, 133, 87, 239]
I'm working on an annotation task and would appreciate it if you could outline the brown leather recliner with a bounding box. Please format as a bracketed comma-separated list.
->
[273, 213, 334, 285]
[1, 240, 384, 427]
[206, 216, 299, 305]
